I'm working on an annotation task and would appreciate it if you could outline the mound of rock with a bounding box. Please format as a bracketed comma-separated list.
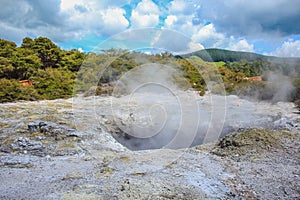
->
[10, 137, 45, 156]
[211, 128, 296, 158]
[0, 120, 84, 156]
[28, 121, 82, 140]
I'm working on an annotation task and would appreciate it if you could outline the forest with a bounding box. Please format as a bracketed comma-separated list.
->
[0, 37, 299, 104]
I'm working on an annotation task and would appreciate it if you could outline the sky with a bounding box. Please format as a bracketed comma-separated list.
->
[0, 0, 300, 57]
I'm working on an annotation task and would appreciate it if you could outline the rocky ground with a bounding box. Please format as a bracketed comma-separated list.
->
[0, 93, 299, 199]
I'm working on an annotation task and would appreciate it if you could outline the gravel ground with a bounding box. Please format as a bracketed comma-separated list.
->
[0, 94, 299, 199]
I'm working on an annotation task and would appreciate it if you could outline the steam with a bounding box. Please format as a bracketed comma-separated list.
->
[263, 72, 295, 102]
[73, 62, 299, 151]
[109, 65, 223, 150]
[74, 61, 299, 151]
[233, 71, 296, 103]
[102, 92, 298, 151]
[103, 65, 298, 150]
[110, 63, 203, 150]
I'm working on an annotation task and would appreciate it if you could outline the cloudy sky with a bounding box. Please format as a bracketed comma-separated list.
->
[1, 0, 300, 57]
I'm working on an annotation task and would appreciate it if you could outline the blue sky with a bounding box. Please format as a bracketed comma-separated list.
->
[0, 0, 300, 57]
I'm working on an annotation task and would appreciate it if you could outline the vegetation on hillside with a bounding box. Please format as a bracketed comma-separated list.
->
[180, 48, 264, 62]
[180, 48, 300, 102]
[0, 37, 299, 103]
[0, 37, 85, 102]
[181, 48, 300, 63]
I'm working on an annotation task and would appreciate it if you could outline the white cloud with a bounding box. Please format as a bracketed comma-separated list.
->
[0, 0, 130, 44]
[192, 23, 226, 48]
[269, 40, 300, 57]
[163, 0, 200, 34]
[165, 15, 177, 27]
[228, 39, 254, 52]
[61, 1, 129, 37]
[100, 8, 129, 35]
[175, 42, 204, 55]
[169, 0, 194, 15]
[60, 0, 85, 11]
[1, 0, 299, 56]
[188, 42, 204, 51]
[61, 0, 129, 11]
[130, 0, 160, 28]
[164, 18, 255, 52]
[194, 0, 300, 39]
[134, 0, 160, 14]
[164, 13, 200, 38]
[131, 10, 159, 28]
[149, 29, 204, 54]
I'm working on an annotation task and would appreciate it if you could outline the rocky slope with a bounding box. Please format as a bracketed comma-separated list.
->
[0, 94, 299, 199]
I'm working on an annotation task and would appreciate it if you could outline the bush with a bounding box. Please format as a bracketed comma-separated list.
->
[32, 68, 75, 99]
[0, 78, 40, 102]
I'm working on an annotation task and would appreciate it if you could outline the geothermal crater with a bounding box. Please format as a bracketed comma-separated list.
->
[74, 91, 300, 150]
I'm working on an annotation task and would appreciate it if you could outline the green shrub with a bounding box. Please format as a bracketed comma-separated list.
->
[0, 78, 40, 102]
[32, 68, 75, 99]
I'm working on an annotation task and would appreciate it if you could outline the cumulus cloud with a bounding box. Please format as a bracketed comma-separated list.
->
[175, 41, 204, 55]
[61, 0, 129, 37]
[164, 14, 196, 34]
[161, 0, 299, 56]
[148, 29, 203, 54]
[0, 0, 129, 44]
[0, 0, 67, 42]
[192, 23, 225, 48]
[131, 10, 159, 28]
[164, 0, 200, 33]
[195, 0, 300, 38]
[77, 47, 83, 52]
[228, 39, 254, 52]
[169, 0, 195, 15]
[164, 17, 255, 53]
[100, 8, 129, 35]
[0, 0, 299, 57]
[268, 40, 300, 57]
[130, 0, 160, 28]
[165, 15, 177, 27]
[60, 0, 85, 11]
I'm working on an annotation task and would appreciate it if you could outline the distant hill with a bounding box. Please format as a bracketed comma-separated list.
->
[180, 48, 300, 62]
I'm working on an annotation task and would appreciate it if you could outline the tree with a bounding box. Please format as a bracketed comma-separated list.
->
[60, 49, 85, 72]
[0, 39, 17, 59]
[21, 37, 34, 49]
[31, 37, 62, 69]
